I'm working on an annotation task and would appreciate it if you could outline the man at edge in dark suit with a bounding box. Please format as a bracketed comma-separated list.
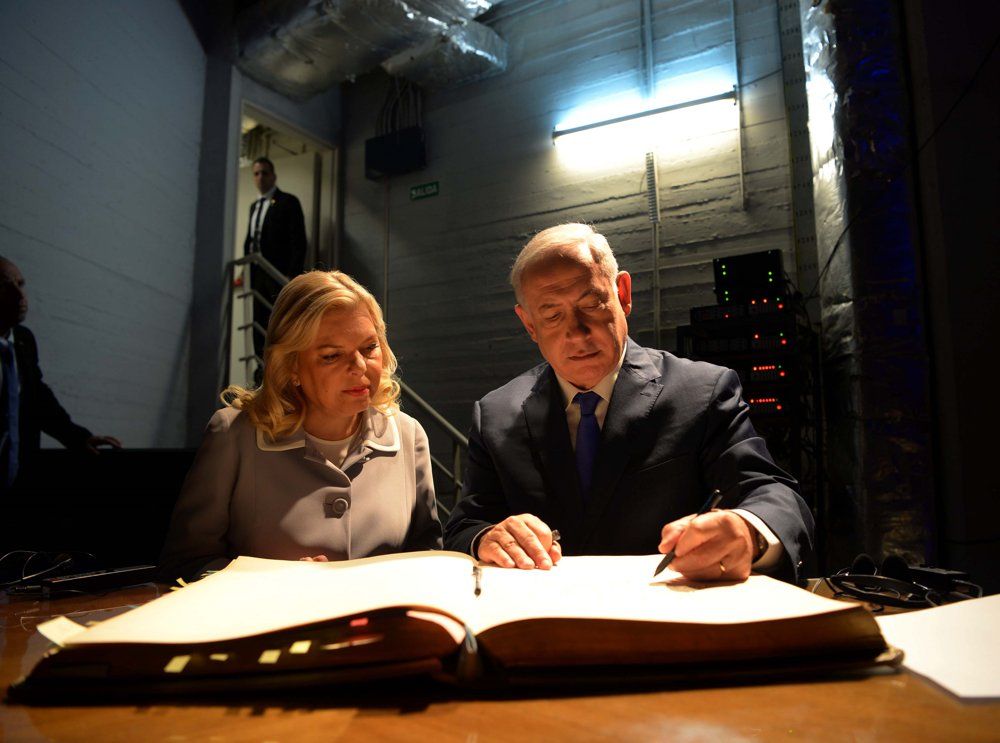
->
[0, 256, 121, 489]
[244, 156, 308, 363]
[443, 224, 813, 583]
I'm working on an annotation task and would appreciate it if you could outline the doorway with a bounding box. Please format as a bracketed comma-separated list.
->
[229, 103, 337, 389]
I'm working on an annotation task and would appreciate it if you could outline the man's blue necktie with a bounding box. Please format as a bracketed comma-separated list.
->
[574, 391, 601, 499]
[0, 340, 19, 488]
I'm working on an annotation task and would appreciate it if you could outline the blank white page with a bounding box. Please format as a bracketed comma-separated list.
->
[877, 593, 1000, 700]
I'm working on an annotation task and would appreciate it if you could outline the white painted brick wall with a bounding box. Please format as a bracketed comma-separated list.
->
[343, 0, 795, 438]
[1, 1, 206, 447]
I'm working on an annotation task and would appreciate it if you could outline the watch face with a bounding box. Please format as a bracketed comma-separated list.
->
[756, 531, 768, 559]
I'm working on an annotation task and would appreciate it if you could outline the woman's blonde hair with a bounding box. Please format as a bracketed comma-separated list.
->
[223, 270, 400, 439]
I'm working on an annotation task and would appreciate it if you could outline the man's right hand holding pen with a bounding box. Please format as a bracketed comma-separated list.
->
[657, 508, 759, 582]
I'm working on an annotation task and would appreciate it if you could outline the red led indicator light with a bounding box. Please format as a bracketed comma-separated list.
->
[350, 618, 369, 628]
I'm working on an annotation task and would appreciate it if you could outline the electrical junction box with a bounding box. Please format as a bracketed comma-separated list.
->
[365, 126, 426, 180]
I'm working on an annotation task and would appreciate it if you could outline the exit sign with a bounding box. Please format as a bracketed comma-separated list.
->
[410, 181, 439, 200]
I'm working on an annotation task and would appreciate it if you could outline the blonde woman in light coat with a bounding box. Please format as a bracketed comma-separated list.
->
[160, 271, 441, 582]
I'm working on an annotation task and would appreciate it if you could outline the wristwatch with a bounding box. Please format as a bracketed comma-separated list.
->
[752, 527, 768, 562]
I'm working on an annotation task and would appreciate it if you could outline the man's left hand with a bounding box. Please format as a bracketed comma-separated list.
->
[658, 510, 755, 581]
[85, 435, 123, 455]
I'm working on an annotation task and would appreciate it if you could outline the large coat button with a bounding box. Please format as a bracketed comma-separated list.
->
[325, 497, 350, 518]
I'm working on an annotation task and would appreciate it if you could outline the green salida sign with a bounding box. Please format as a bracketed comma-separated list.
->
[410, 181, 439, 201]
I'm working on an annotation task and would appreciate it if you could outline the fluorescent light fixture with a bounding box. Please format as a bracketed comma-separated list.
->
[553, 91, 739, 171]
[552, 90, 736, 141]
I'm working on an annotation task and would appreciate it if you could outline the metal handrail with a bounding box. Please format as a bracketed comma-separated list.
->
[235, 288, 274, 312]
[224, 254, 468, 510]
[399, 381, 468, 447]
[399, 379, 467, 513]
[231, 252, 288, 285]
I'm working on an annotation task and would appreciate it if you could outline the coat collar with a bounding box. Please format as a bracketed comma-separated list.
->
[11, 324, 27, 347]
[255, 406, 400, 456]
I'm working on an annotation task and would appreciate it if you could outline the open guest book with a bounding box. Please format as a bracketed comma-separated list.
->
[10, 552, 899, 700]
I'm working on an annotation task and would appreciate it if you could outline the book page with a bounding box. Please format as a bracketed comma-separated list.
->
[37, 616, 88, 647]
[467, 555, 857, 634]
[69, 552, 479, 646]
[65, 553, 858, 648]
[876, 594, 1000, 700]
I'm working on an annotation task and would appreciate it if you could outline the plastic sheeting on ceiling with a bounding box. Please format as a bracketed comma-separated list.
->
[235, 0, 508, 99]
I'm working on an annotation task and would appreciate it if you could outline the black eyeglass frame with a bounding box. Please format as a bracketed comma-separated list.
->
[826, 570, 983, 611]
[827, 573, 940, 610]
[0, 550, 97, 591]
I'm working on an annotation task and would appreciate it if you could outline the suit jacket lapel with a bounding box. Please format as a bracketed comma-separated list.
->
[522, 367, 584, 535]
[581, 339, 664, 543]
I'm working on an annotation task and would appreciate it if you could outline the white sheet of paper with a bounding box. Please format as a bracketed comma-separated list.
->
[876, 593, 1000, 700]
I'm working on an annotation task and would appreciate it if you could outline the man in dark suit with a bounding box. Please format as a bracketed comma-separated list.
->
[444, 224, 813, 583]
[244, 156, 308, 360]
[0, 257, 121, 489]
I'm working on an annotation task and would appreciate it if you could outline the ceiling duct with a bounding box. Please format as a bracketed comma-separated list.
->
[382, 20, 506, 88]
[235, 0, 505, 99]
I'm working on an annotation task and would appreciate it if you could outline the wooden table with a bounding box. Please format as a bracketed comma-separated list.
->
[2, 586, 998, 742]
